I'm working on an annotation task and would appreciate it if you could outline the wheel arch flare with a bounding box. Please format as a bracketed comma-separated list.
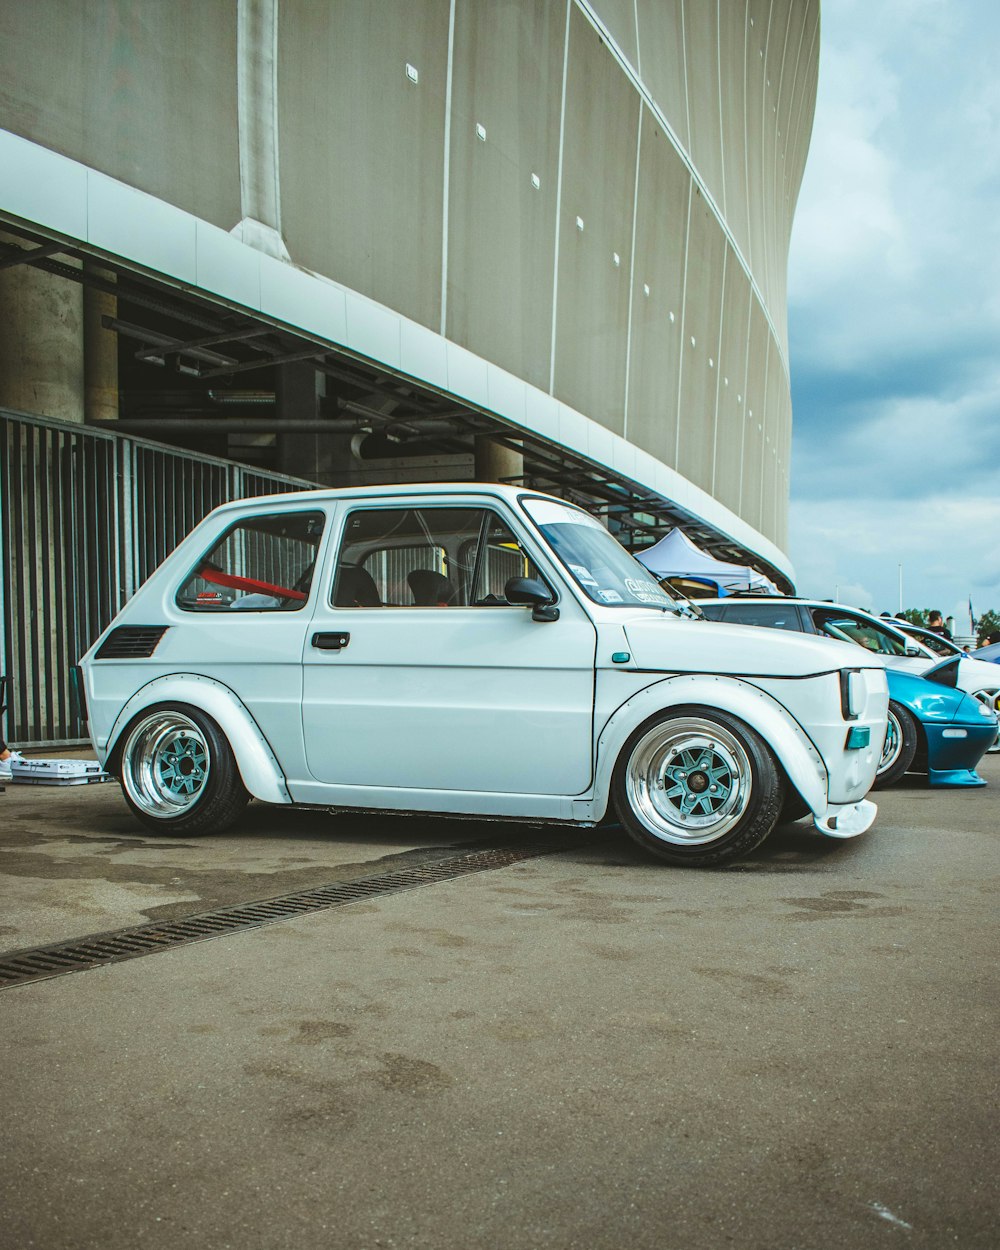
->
[105, 674, 291, 806]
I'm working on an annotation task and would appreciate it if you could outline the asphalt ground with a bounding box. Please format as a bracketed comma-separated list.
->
[1, 750, 997, 1249]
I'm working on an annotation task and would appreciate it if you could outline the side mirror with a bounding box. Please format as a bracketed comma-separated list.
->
[905, 644, 923, 657]
[505, 577, 560, 623]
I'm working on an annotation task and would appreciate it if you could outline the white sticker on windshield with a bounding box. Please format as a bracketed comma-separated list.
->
[624, 577, 669, 605]
[600, 588, 624, 603]
[569, 563, 599, 587]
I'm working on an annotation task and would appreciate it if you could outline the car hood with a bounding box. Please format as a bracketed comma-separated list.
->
[621, 615, 881, 678]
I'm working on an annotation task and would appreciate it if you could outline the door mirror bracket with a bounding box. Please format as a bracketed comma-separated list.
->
[505, 577, 560, 623]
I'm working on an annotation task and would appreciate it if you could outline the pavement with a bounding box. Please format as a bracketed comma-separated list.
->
[1, 750, 998, 1249]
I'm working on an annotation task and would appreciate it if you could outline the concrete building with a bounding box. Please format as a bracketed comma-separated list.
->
[0, 0, 819, 739]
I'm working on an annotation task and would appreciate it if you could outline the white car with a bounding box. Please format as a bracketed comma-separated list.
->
[78, 486, 888, 867]
[698, 596, 1000, 736]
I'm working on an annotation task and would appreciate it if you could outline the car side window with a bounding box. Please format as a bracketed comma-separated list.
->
[176, 511, 325, 612]
[711, 604, 802, 630]
[332, 507, 544, 607]
[811, 610, 906, 655]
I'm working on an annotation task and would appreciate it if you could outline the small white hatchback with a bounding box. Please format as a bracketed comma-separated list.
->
[79, 485, 888, 866]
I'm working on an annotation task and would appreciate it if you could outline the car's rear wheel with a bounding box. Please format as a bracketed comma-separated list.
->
[872, 700, 918, 789]
[118, 704, 249, 835]
[612, 707, 784, 866]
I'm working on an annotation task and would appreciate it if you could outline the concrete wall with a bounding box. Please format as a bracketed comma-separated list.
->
[0, 0, 818, 552]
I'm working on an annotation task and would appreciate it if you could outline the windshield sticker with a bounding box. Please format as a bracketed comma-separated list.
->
[569, 563, 599, 587]
[624, 577, 671, 605]
[600, 588, 624, 603]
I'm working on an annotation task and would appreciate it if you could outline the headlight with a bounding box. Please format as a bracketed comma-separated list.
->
[839, 669, 864, 720]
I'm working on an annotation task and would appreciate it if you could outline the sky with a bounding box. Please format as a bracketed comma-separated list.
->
[786, 0, 1000, 637]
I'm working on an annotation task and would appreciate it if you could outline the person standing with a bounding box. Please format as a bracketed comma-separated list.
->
[927, 610, 952, 640]
[0, 675, 22, 780]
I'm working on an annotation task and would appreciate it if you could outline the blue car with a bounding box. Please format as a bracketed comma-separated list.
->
[878, 666, 998, 789]
[972, 641, 1000, 665]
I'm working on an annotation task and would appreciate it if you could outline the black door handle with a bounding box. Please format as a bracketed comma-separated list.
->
[312, 631, 350, 651]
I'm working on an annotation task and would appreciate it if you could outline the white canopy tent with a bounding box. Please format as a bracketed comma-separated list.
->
[635, 528, 777, 595]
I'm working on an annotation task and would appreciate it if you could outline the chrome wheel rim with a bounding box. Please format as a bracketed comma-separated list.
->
[880, 709, 902, 775]
[624, 718, 752, 846]
[121, 712, 211, 818]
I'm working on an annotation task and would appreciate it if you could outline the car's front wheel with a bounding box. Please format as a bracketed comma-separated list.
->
[872, 700, 918, 789]
[117, 704, 249, 835]
[612, 707, 785, 866]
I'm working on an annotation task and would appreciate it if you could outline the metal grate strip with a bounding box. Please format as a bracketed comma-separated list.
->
[0, 836, 585, 990]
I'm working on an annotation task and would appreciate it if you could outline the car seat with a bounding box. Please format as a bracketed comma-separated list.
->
[334, 564, 382, 607]
[407, 569, 458, 606]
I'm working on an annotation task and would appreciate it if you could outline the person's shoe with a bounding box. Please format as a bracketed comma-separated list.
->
[0, 750, 23, 780]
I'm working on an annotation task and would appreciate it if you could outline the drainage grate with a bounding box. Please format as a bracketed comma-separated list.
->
[0, 837, 585, 990]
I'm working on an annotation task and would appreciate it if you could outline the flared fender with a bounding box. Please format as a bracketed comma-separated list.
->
[591, 674, 828, 820]
[105, 674, 291, 805]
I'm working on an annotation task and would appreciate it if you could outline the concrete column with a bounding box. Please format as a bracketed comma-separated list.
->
[276, 362, 324, 480]
[0, 235, 84, 421]
[83, 264, 118, 423]
[474, 434, 523, 484]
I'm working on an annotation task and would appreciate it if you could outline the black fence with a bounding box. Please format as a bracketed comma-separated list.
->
[0, 410, 313, 746]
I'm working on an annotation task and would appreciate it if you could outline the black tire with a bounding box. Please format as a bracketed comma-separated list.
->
[612, 706, 785, 867]
[872, 700, 918, 789]
[779, 789, 812, 823]
[116, 703, 250, 836]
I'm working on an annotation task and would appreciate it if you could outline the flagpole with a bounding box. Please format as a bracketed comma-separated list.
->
[898, 564, 903, 614]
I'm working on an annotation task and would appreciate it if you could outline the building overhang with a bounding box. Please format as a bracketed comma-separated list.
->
[0, 127, 796, 591]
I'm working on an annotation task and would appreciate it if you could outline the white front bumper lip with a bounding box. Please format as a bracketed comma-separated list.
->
[814, 798, 878, 839]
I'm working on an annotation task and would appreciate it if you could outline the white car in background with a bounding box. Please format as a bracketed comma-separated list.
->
[698, 597, 1000, 726]
[77, 485, 889, 868]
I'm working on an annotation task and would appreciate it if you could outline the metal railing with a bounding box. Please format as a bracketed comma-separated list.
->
[0, 410, 313, 746]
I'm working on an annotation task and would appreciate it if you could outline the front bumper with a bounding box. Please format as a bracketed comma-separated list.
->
[814, 798, 878, 839]
[925, 719, 996, 786]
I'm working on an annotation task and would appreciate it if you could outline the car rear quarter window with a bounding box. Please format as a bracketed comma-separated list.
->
[176, 511, 325, 612]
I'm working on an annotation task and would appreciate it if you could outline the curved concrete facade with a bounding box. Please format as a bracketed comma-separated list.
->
[0, 0, 818, 574]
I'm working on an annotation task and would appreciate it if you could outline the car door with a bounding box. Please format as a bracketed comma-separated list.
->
[301, 500, 598, 797]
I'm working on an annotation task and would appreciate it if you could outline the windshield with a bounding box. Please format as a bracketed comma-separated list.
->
[521, 498, 680, 613]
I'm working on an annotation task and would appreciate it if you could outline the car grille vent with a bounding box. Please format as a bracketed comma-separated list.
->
[95, 625, 168, 660]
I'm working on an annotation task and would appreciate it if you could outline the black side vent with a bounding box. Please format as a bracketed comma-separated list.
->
[95, 626, 168, 660]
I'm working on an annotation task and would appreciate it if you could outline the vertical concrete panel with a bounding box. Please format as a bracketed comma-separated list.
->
[0, 0, 240, 230]
[762, 0, 791, 324]
[761, 334, 786, 542]
[626, 115, 688, 468]
[635, 0, 688, 150]
[712, 253, 752, 513]
[719, 0, 751, 264]
[772, 0, 806, 254]
[278, 0, 450, 330]
[783, 3, 820, 237]
[553, 10, 638, 432]
[677, 191, 726, 493]
[741, 300, 769, 531]
[681, 0, 724, 214]
[744, 0, 768, 299]
[589, 0, 639, 69]
[446, 0, 563, 391]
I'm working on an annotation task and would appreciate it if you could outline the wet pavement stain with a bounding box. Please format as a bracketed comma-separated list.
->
[780, 889, 910, 921]
[693, 967, 793, 998]
[371, 1053, 453, 1095]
